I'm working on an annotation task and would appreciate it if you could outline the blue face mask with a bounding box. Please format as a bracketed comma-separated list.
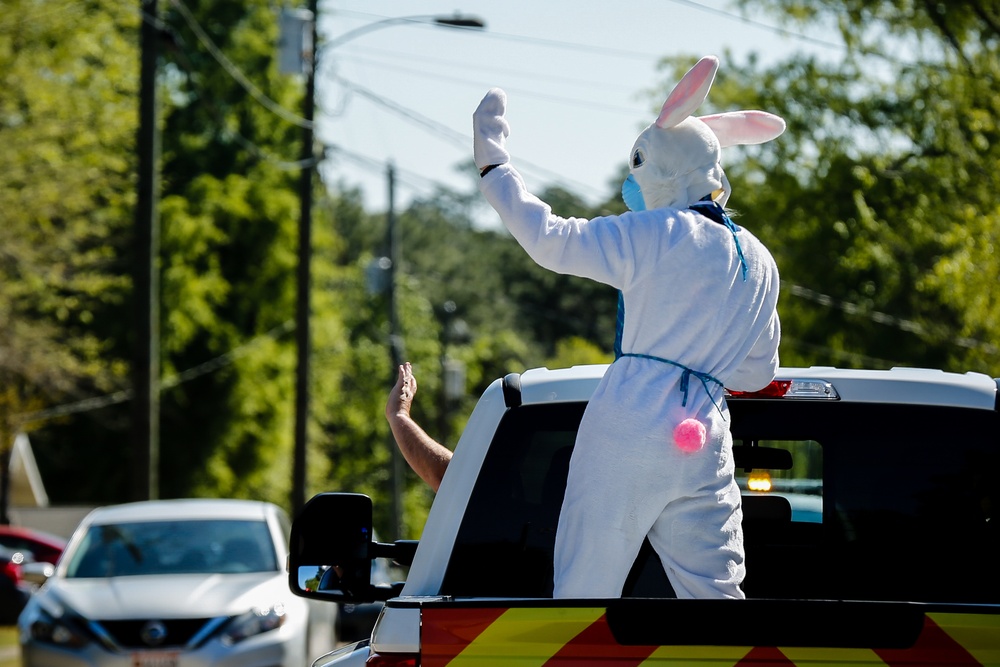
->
[621, 174, 646, 212]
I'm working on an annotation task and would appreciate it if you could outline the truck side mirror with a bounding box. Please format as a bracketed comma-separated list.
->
[289, 492, 392, 603]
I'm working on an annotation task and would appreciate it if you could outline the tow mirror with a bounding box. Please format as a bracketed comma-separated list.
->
[289, 493, 391, 603]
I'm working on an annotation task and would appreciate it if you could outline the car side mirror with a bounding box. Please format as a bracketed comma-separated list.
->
[21, 561, 54, 586]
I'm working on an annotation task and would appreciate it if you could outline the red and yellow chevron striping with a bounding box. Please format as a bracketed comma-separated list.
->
[420, 606, 1000, 666]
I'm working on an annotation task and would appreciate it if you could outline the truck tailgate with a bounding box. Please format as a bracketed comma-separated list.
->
[410, 599, 1000, 666]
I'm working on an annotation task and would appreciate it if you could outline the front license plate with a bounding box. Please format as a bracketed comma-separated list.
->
[131, 651, 179, 667]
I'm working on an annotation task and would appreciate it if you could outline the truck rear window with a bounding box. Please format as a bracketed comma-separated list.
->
[441, 399, 1000, 603]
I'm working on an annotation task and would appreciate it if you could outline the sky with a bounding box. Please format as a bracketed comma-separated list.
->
[311, 1, 844, 224]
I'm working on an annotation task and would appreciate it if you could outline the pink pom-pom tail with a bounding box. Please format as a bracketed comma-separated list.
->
[673, 418, 706, 453]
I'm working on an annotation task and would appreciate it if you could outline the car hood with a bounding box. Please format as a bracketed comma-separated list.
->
[44, 572, 289, 619]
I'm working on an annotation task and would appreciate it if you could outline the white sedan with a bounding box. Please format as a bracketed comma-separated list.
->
[18, 498, 312, 667]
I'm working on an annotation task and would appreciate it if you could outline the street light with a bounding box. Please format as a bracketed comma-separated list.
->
[291, 12, 486, 518]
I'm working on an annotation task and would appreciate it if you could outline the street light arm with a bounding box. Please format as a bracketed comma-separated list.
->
[320, 14, 485, 55]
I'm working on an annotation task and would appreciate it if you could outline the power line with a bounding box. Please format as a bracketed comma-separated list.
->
[175, 55, 318, 170]
[336, 49, 639, 97]
[168, 0, 314, 129]
[332, 53, 643, 117]
[783, 281, 998, 356]
[14, 389, 133, 426]
[780, 335, 904, 368]
[327, 76, 605, 199]
[330, 76, 468, 149]
[14, 320, 295, 425]
[326, 145, 445, 196]
[663, 0, 845, 52]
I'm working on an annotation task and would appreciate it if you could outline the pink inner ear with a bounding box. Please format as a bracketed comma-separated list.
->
[699, 111, 786, 147]
[655, 56, 720, 129]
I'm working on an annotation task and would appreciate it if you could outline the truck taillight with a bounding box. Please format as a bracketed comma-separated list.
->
[366, 652, 419, 667]
[727, 380, 792, 398]
[727, 379, 838, 400]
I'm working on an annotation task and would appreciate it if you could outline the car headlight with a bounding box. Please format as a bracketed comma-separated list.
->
[26, 607, 91, 649]
[220, 603, 287, 645]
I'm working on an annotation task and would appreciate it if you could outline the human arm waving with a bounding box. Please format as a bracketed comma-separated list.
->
[385, 363, 452, 493]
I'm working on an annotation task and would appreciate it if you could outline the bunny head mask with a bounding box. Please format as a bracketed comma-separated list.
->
[622, 55, 786, 212]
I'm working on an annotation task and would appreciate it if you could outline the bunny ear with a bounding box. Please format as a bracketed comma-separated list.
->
[655, 55, 720, 129]
[698, 111, 786, 147]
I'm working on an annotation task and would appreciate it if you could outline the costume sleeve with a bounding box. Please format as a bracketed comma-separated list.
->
[727, 300, 781, 392]
[478, 164, 642, 290]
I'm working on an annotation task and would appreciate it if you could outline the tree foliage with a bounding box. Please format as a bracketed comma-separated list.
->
[675, 1, 1000, 372]
[0, 0, 137, 505]
[1, 0, 318, 506]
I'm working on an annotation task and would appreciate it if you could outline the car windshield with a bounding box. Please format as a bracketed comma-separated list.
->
[64, 519, 277, 578]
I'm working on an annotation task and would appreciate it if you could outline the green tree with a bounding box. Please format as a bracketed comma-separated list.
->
[9, 0, 326, 507]
[662, 1, 1000, 373]
[0, 0, 138, 506]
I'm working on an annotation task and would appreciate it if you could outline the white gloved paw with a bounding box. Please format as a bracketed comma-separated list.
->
[473, 88, 510, 171]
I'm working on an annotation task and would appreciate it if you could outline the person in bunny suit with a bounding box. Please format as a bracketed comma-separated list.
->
[473, 56, 784, 599]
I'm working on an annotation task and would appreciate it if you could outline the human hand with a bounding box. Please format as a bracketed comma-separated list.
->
[473, 88, 510, 172]
[386, 362, 417, 421]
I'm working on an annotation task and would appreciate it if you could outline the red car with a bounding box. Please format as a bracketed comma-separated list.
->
[0, 525, 66, 565]
[0, 525, 67, 623]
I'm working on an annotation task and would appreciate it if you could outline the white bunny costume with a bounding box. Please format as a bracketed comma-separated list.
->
[474, 56, 783, 599]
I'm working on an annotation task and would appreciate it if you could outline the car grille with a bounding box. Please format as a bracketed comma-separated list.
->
[94, 618, 220, 649]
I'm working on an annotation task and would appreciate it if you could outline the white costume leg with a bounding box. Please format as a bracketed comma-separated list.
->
[553, 368, 684, 598]
[552, 428, 655, 598]
[646, 474, 745, 599]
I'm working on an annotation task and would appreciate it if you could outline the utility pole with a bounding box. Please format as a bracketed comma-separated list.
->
[291, 0, 318, 518]
[133, 0, 161, 501]
[386, 163, 405, 540]
[387, 163, 403, 372]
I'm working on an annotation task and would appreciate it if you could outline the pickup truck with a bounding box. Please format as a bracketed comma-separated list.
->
[290, 364, 1000, 666]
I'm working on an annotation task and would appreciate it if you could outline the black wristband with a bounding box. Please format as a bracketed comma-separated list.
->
[480, 163, 501, 178]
